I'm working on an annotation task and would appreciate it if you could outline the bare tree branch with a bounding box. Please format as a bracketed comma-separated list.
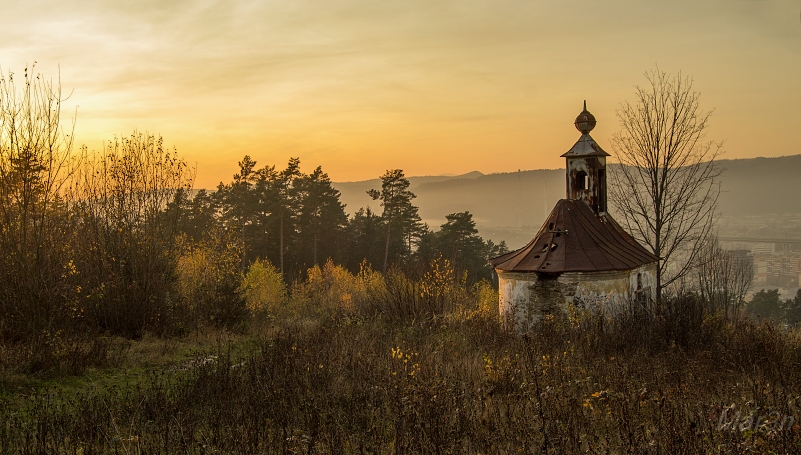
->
[609, 67, 723, 305]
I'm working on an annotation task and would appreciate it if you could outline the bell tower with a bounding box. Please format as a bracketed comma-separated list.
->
[561, 101, 610, 215]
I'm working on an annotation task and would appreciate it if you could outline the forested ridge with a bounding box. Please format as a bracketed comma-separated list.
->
[182, 156, 508, 282]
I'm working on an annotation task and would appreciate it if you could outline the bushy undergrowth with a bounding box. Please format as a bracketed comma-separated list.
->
[2, 291, 801, 454]
[175, 231, 246, 331]
[241, 259, 288, 315]
[288, 259, 385, 320]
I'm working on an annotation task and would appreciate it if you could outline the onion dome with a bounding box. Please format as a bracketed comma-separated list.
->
[574, 100, 596, 134]
[562, 100, 608, 157]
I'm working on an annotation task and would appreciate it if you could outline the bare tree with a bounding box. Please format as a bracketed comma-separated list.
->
[0, 65, 78, 336]
[73, 132, 194, 336]
[695, 235, 752, 320]
[609, 68, 723, 306]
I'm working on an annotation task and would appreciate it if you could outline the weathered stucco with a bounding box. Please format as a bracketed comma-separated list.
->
[497, 263, 656, 331]
[566, 155, 606, 215]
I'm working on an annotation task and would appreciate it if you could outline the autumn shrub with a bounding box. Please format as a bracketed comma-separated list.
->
[380, 256, 469, 322]
[474, 279, 498, 312]
[176, 231, 246, 329]
[241, 259, 287, 315]
[420, 256, 467, 314]
[459, 279, 499, 320]
[0, 66, 81, 342]
[290, 259, 384, 319]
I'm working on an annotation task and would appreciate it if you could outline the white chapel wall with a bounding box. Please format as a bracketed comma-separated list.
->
[497, 263, 657, 332]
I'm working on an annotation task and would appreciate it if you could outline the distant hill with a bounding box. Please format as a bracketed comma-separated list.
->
[715, 155, 801, 217]
[333, 155, 801, 249]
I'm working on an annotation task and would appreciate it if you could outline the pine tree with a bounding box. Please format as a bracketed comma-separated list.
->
[293, 166, 348, 268]
[367, 169, 423, 272]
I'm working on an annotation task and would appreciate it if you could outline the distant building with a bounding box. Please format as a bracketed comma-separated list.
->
[753, 253, 801, 286]
[489, 103, 659, 331]
[754, 256, 772, 285]
[752, 243, 775, 256]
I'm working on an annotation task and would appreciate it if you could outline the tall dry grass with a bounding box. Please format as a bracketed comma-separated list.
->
[2, 285, 801, 453]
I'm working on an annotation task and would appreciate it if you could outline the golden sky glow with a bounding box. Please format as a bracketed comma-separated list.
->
[2, 0, 800, 189]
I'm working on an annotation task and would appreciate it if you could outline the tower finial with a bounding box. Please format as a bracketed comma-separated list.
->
[574, 101, 596, 134]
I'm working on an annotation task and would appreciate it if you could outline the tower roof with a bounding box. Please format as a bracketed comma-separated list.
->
[560, 133, 610, 157]
[489, 199, 658, 273]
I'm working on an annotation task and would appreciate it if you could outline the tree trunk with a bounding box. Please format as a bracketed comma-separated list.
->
[655, 261, 662, 312]
[383, 225, 391, 274]
[313, 224, 318, 266]
[241, 218, 246, 266]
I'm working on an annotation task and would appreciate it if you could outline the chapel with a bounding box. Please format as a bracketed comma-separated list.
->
[488, 103, 659, 330]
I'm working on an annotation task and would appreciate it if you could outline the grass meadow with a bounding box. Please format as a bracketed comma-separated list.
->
[2, 264, 801, 454]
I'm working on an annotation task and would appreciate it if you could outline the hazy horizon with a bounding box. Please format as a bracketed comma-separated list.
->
[3, 0, 800, 188]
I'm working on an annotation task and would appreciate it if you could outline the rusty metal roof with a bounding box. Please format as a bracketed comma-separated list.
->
[560, 133, 610, 157]
[489, 199, 658, 273]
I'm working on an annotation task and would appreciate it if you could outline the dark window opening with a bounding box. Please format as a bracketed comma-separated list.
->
[548, 222, 554, 230]
[550, 243, 558, 252]
[575, 171, 588, 191]
[636, 273, 643, 291]
[555, 233, 561, 237]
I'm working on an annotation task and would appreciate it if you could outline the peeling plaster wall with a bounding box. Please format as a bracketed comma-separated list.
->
[497, 262, 657, 332]
[628, 263, 657, 301]
[566, 156, 606, 214]
[498, 271, 570, 330]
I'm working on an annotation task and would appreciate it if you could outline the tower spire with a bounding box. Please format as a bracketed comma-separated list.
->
[563, 101, 608, 214]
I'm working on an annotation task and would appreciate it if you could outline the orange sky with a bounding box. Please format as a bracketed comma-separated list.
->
[2, 0, 800, 189]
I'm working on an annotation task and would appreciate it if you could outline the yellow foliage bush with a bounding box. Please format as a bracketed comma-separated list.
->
[176, 234, 244, 326]
[177, 247, 215, 311]
[420, 256, 467, 314]
[241, 259, 287, 315]
[472, 279, 499, 318]
[291, 259, 385, 318]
